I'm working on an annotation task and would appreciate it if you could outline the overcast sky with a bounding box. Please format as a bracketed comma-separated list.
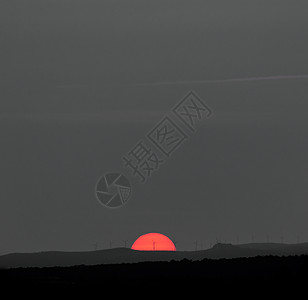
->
[1, 0, 308, 253]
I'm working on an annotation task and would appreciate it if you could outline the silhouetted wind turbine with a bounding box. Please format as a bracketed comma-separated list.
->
[194, 240, 198, 251]
[93, 242, 99, 250]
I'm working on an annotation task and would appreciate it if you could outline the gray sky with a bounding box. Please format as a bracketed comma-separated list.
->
[1, 0, 308, 253]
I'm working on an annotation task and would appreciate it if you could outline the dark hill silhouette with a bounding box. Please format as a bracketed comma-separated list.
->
[1, 242, 308, 268]
[0, 256, 307, 290]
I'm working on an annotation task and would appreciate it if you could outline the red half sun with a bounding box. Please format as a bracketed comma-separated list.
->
[131, 233, 176, 251]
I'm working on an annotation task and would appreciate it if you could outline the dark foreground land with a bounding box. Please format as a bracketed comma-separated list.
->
[1, 255, 307, 290]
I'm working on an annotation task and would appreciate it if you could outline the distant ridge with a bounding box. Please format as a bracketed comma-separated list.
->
[1, 243, 308, 268]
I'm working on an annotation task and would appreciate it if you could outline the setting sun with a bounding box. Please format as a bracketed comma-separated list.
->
[131, 233, 176, 251]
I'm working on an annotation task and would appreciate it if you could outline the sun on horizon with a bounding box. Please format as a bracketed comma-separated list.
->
[131, 233, 176, 251]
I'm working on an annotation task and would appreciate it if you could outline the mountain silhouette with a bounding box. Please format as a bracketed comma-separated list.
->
[1, 242, 308, 268]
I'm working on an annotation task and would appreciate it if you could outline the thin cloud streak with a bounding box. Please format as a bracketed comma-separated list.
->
[129, 75, 308, 87]
[53, 75, 308, 90]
